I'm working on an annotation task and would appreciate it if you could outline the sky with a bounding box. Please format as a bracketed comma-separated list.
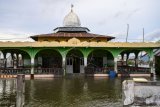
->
[0, 0, 160, 42]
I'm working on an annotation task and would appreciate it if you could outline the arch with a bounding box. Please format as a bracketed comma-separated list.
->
[119, 49, 150, 66]
[35, 49, 62, 68]
[117, 49, 151, 74]
[138, 50, 150, 67]
[34, 48, 63, 58]
[66, 49, 84, 57]
[87, 49, 114, 68]
[66, 49, 84, 73]
[0, 49, 31, 68]
[0, 48, 31, 59]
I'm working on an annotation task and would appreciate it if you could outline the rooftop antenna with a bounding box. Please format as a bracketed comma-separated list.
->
[126, 24, 129, 42]
[143, 28, 144, 42]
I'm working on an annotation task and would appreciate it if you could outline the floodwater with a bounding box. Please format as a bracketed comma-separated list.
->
[0, 77, 123, 107]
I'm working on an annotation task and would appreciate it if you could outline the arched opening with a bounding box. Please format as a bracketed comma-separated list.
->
[0, 49, 31, 69]
[138, 51, 150, 67]
[35, 49, 62, 68]
[87, 49, 114, 73]
[118, 49, 150, 74]
[66, 49, 84, 73]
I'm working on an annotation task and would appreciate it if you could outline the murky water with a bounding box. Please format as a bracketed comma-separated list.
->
[0, 77, 123, 107]
[0, 79, 16, 106]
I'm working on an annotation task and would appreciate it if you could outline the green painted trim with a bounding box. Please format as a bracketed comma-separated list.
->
[79, 48, 94, 58]
[107, 48, 124, 58]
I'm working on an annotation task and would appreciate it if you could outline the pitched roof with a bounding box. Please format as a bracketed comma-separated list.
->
[30, 32, 115, 41]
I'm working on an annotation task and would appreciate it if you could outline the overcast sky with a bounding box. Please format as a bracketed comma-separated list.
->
[0, 0, 160, 42]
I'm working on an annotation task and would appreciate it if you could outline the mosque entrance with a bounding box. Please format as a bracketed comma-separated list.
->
[66, 49, 84, 73]
[73, 57, 80, 73]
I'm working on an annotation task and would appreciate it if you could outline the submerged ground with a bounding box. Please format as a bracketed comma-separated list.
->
[0, 77, 123, 107]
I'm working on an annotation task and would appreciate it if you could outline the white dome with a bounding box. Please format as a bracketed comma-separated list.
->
[63, 9, 81, 27]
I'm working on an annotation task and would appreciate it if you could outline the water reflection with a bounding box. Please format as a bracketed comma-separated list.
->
[0, 77, 123, 107]
[25, 77, 122, 107]
[0, 79, 16, 106]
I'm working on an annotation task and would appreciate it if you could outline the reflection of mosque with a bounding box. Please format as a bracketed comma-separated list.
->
[0, 79, 16, 106]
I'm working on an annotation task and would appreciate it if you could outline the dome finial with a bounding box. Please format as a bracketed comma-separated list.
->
[63, 4, 81, 27]
[71, 4, 74, 12]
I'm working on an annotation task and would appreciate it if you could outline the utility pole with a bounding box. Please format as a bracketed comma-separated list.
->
[126, 24, 129, 42]
[143, 28, 144, 42]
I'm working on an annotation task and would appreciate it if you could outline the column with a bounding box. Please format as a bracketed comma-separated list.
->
[84, 57, 87, 74]
[135, 52, 139, 67]
[31, 57, 35, 79]
[16, 53, 19, 68]
[62, 56, 66, 76]
[16, 74, 25, 107]
[114, 57, 118, 73]
[126, 53, 129, 66]
[84, 57, 87, 67]
[11, 53, 14, 68]
[3, 52, 7, 68]
[150, 56, 154, 75]
[121, 53, 124, 66]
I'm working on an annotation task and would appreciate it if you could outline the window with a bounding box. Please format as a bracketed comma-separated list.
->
[67, 57, 73, 65]
[80, 58, 84, 65]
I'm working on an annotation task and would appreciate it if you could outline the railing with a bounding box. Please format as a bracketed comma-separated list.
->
[85, 67, 114, 74]
[85, 66, 150, 74]
[118, 66, 150, 74]
[0, 68, 64, 75]
[34, 68, 63, 75]
[0, 68, 31, 75]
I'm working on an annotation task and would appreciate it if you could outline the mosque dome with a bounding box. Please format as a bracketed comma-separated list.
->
[63, 5, 81, 27]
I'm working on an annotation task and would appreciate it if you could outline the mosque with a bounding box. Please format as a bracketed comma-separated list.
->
[0, 6, 159, 78]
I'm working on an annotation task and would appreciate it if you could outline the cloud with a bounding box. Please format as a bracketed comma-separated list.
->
[0, 29, 34, 42]
[109, 32, 127, 42]
[143, 29, 160, 42]
[0, 0, 159, 42]
[0, 33, 33, 42]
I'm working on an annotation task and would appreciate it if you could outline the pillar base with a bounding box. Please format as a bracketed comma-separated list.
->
[30, 74, 34, 79]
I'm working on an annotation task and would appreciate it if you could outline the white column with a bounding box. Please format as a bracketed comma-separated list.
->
[126, 53, 129, 66]
[84, 57, 87, 67]
[150, 56, 155, 74]
[135, 55, 138, 67]
[62, 56, 66, 76]
[31, 57, 35, 75]
[114, 57, 118, 73]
